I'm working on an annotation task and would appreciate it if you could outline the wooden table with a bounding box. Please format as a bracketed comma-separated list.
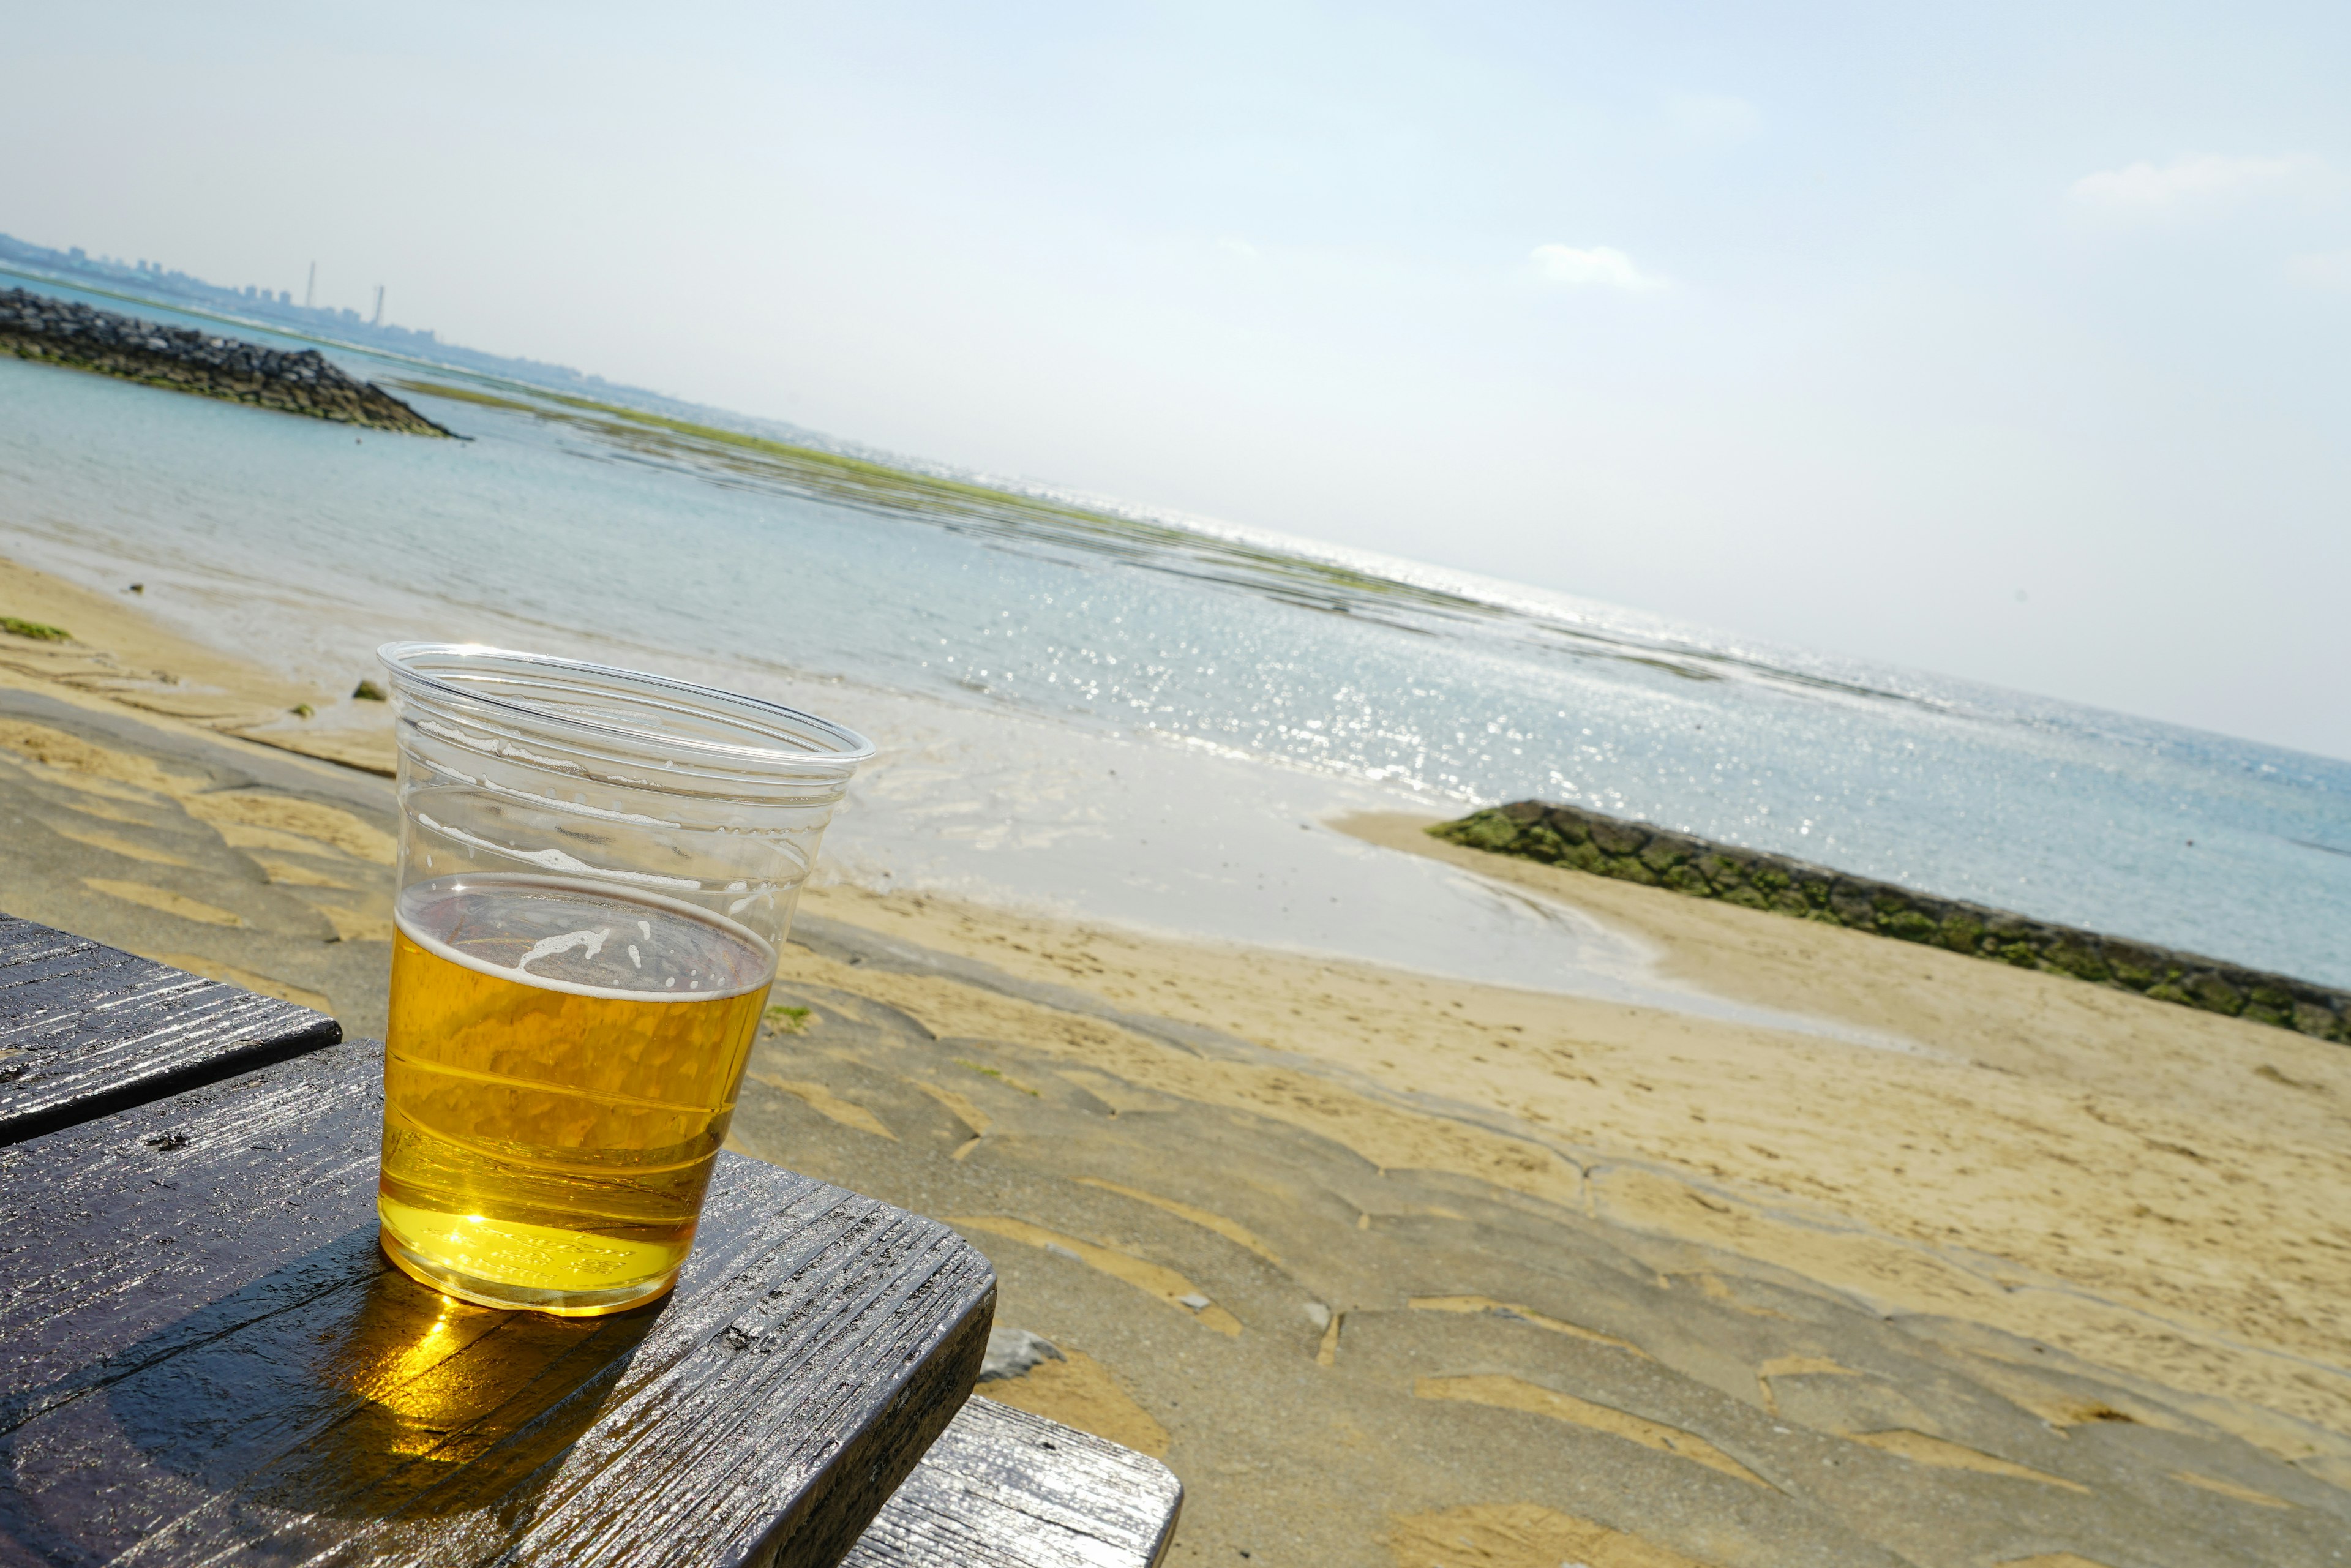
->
[0, 912, 340, 1146]
[0, 918, 1182, 1568]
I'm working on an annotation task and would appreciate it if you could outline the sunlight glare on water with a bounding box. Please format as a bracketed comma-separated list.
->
[0, 279, 2345, 996]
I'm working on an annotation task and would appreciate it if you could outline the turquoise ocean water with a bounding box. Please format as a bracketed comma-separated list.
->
[3, 276, 2346, 1000]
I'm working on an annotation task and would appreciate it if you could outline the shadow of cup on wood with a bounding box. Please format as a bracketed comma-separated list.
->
[94, 1223, 664, 1527]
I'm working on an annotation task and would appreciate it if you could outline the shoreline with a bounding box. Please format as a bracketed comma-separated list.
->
[1431, 799, 2351, 1040]
[0, 528, 1937, 1030]
[4, 547, 2349, 1559]
[0, 552, 398, 775]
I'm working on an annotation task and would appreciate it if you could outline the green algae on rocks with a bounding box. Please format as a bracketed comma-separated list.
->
[1432, 800, 2351, 1043]
[1, 617, 70, 642]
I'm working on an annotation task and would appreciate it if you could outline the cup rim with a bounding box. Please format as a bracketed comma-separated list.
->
[377, 642, 876, 774]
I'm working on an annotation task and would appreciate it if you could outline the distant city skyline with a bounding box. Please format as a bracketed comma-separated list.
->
[12, 232, 471, 350]
[5, 2, 2349, 760]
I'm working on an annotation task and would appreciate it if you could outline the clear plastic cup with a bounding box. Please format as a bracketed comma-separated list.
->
[372, 643, 872, 1315]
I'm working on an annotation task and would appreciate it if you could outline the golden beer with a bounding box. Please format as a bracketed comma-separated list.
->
[377, 874, 773, 1315]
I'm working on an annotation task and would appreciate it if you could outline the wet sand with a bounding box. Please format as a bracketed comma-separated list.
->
[0, 552, 397, 774]
[2, 554, 2347, 1566]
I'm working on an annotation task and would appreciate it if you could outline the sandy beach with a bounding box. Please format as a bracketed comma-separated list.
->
[4, 552, 2347, 1567]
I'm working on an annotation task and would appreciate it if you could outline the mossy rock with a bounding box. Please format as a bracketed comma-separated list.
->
[1830, 893, 1878, 926]
[1590, 821, 1649, 855]
[1561, 841, 1607, 876]
[1995, 942, 2041, 968]
[1433, 811, 1521, 853]
[1938, 914, 1984, 955]
[1516, 823, 1572, 863]
[2248, 985, 2295, 1013]
[2045, 942, 2112, 983]
[1693, 853, 1746, 888]
[1600, 855, 1661, 887]
[2294, 1002, 2347, 1040]
[1720, 887, 1772, 912]
[1640, 839, 1690, 874]
[2147, 983, 2193, 1007]
[2244, 1004, 2291, 1029]
[2187, 973, 2244, 1016]
[1539, 812, 1592, 845]
[1750, 866, 1791, 894]
[1662, 863, 1715, 897]
[1881, 910, 1938, 944]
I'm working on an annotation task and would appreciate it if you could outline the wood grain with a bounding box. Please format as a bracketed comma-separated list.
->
[0, 1039, 995, 1568]
[844, 1397, 1182, 1568]
[0, 910, 340, 1146]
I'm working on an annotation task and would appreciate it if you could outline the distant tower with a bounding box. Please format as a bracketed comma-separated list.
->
[371, 285, 384, 328]
[304, 261, 316, 309]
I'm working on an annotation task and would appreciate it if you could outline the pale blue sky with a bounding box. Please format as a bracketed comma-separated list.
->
[9, 3, 2350, 756]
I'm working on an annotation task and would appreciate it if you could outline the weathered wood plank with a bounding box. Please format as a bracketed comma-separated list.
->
[843, 1398, 1182, 1568]
[0, 910, 340, 1146]
[0, 1039, 995, 1568]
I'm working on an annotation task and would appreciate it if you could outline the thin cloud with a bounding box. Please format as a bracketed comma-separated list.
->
[1531, 244, 1666, 291]
[1217, 236, 1260, 262]
[1667, 93, 1760, 145]
[2071, 153, 2317, 213]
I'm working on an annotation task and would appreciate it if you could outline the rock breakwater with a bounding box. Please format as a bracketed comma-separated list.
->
[0, 288, 449, 436]
[1433, 800, 2351, 1042]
